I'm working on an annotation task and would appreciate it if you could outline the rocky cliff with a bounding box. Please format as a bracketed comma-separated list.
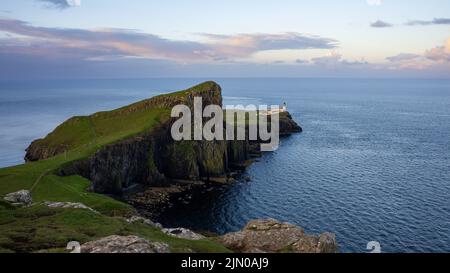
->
[25, 82, 302, 196]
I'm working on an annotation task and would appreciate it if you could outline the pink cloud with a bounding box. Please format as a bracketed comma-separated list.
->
[0, 19, 338, 63]
[424, 40, 450, 62]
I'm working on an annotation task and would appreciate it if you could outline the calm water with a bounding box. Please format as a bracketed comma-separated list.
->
[1, 78, 450, 253]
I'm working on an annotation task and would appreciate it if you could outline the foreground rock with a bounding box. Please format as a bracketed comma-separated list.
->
[81, 235, 170, 253]
[217, 219, 338, 253]
[3, 190, 32, 206]
[162, 228, 205, 240]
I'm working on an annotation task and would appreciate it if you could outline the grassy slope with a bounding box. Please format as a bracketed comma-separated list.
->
[0, 106, 169, 215]
[0, 201, 230, 253]
[0, 82, 230, 253]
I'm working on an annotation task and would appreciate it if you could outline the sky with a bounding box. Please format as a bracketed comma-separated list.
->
[0, 0, 449, 79]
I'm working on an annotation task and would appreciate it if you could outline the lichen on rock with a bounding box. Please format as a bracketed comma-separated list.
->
[3, 190, 32, 207]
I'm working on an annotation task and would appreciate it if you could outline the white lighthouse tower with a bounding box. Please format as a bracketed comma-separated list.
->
[281, 102, 287, 112]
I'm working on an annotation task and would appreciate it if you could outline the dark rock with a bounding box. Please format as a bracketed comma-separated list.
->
[89, 134, 166, 194]
[126, 183, 202, 218]
[57, 158, 91, 179]
[279, 112, 303, 135]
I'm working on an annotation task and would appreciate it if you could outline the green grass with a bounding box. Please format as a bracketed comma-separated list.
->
[155, 80, 219, 99]
[0, 150, 135, 216]
[32, 175, 132, 216]
[0, 81, 232, 253]
[0, 203, 230, 253]
[32, 107, 170, 155]
[0, 98, 170, 198]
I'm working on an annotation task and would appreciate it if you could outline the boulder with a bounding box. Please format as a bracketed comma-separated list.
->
[4, 190, 32, 206]
[81, 235, 170, 253]
[162, 228, 205, 240]
[217, 219, 338, 253]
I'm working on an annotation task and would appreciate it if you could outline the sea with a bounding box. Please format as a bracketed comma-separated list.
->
[1, 78, 449, 253]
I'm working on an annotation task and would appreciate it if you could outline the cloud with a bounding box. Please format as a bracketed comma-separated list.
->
[0, 19, 216, 61]
[425, 47, 450, 62]
[367, 0, 383, 6]
[434, 18, 450, 25]
[36, 0, 81, 9]
[1, 20, 448, 79]
[370, 20, 393, 28]
[295, 59, 308, 64]
[386, 53, 421, 62]
[311, 52, 368, 67]
[198, 33, 338, 58]
[312, 52, 342, 65]
[386, 53, 427, 70]
[423, 38, 450, 62]
[370, 18, 450, 29]
[0, 19, 338, 63]
[384, 39, 450, 71]
[406, 18, 450, 26]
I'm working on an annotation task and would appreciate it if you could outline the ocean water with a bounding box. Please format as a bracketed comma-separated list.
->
[1, 78, 450, 253]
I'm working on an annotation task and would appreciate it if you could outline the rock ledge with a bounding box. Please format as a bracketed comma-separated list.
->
[217, 219, 338, 253]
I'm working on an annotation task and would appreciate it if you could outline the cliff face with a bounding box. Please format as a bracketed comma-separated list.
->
[87, 126, 233, 194]
[27, 81, 301, 195]
[87, 82, 239, 194]
[89, 133, 167, 194]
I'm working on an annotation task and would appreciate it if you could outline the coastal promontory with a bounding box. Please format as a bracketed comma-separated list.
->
[0, 82, 337, 253]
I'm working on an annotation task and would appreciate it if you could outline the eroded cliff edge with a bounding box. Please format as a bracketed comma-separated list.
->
[25, 81, 302, 199]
